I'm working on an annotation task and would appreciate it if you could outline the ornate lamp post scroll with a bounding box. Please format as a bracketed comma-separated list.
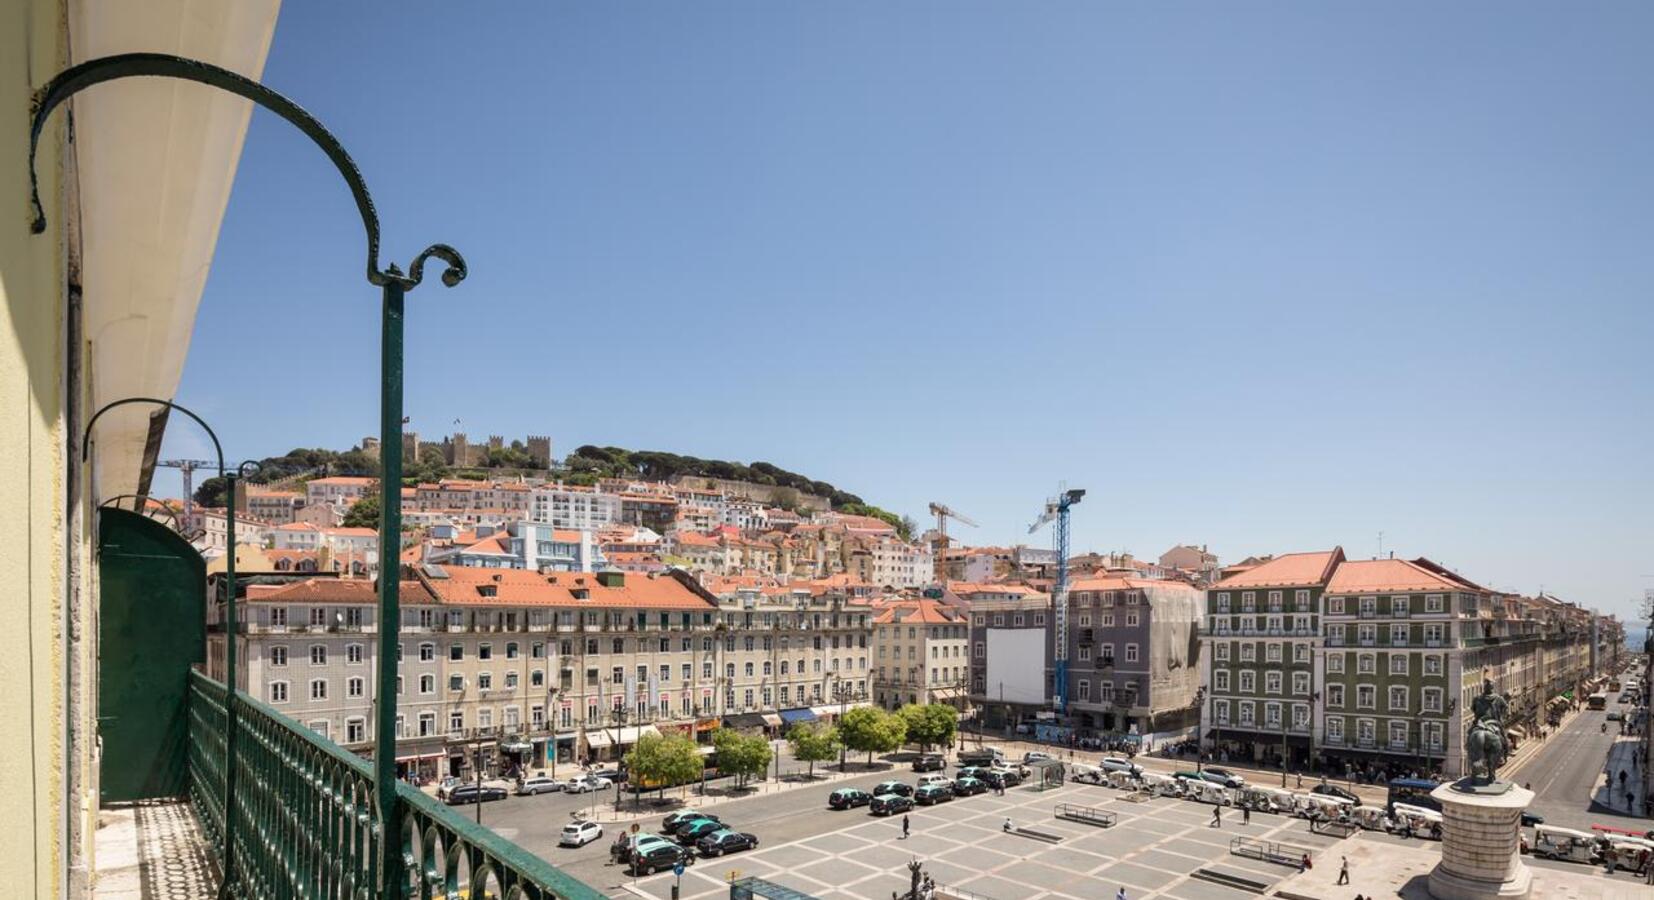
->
[34, 54, 467, 899]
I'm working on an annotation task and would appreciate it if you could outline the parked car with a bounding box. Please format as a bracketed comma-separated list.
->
[955, 766, 990, 782]
[870, 793, 915, 816]
[444, 784, 508, 805]
[696, 829, 759, 857]
[914, 784, 954, 806]
[676, 818, 726, 846]
[1198, 767, 1245, 789]
[516, 775, 562, 796]
[1099, 757, 1142, 777]
[1521, 811, 1545, 827]
[829, 788, 873, 810]
[632, 841, 694, 876]
[663, 810, 720, 833]
[562, 775, 612, 794]
[558, 820, 602, 847]
[952, 776, 987, 796]
[1023, 751, 1055, 764]
[913, 754, 947, 772]
[591, 768, 624, 783]
[1311, 784, 1360, 804]
[612, 832, 668, 864]
[981, 769, 1021, 790]
[1607, 711, 1624, 721]
[916, 774, 953, 790]
[956, 748, 1005, 768]
[874, 780, 914, 797]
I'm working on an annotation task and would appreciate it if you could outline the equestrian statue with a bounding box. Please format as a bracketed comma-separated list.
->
[1464, 677, 1510, 784]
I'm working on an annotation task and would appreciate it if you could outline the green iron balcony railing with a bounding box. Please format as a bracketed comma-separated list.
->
[187, 670, 604, 900]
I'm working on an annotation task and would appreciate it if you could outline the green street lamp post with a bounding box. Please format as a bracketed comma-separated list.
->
[33, 54, 466, 899]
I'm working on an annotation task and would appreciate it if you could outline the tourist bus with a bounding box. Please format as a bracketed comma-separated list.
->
[1588, 692, 1609, 710]
[1386, 777, 1441, 813]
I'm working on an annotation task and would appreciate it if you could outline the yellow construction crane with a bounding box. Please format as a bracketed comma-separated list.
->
[928, 501, 979, 582]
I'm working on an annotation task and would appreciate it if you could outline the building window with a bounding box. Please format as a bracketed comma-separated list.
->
[269, 681, 289, 703]
[1391, 596, 1409, 617]
[270, 646, 288, 667]
[479, 643, 492, 661]
[1266, 643, 1282, 663]
[1327, 717, 1344, 743]
[309, 679, 327, 701]
[1327, 684, 1344, 708]
[310, 645, 327, 666]
[1238, 702, 1255, 726]
[1240, 644, 1256, 662]
[1125, 613, 1139, 627]
[1357, 654, 1375, 674]
[1389, 686, 1408, 711]
[1328, 597, 1345, 615]
[1425, 721, 1443, 750]
[1390, 624, 1408, 646]
[419, 642, 435, 662]
[1124, 644, 1138, 663]
[346, 643, 364, 665]
[1424, 594, 1444, 613]
[1390, 654, 1408, 675]
[1292, 672, 1310, 695]
[1077, 680, 1090, 701]
[506, 642, 520, 659]
[1389, 720, 1408, 748]
[1422, 688, 1442, 712]
[449, 674, 464, 692]
[419, 674, 434, 694]
[1356, 685, 1375, 709]
[449, 712, 464, 735]
[1328, 653, 1345, 674]
[1239, 671, 1256, 693]
[1215, 701, 1229, 724]
[1424, 654, 1443, 675]
[1264, 702, 1281, 728]
[1214, 670, 1230, 691]
[1357, 718, 1375, 746]
[1293, 643, 1309, 663]
[1215, 643, 1230, 661]
[1265, 672, 1282, 694]
[449, 645, 463, 662]
[346, 718, 366, 743]
[346, 677, 364, 698]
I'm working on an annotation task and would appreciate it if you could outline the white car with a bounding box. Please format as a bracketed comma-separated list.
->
[562, 776, 612, 794]
[916, 774, 953, 790]
[1099, 757, 1142, 776]
[1023, 751, 1055, 764]
[559, 820, 603, 847]
[516, 775, 562, 796]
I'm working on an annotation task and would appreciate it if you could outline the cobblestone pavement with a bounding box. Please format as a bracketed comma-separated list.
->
[619, 781, 1351, 900]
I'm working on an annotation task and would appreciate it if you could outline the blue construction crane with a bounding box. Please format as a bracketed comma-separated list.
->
[1029, 487, 1085, 715]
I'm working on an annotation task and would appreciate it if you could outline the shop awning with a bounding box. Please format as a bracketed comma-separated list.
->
[723, 713, 769, 730]
[499, 740, 533, 753]
[778, 708, 817, 725]
[584, 725, 659, 748]
[761, 713, 782, 728]
[695, 718, 721, 731]
[809, 701, 872, 718]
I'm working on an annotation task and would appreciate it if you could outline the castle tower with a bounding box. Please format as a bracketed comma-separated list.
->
[487, 434, 504, 452]
[525, 435, 552, 468]
[360, 437, 380, 460]
[450, 432, 469, 467]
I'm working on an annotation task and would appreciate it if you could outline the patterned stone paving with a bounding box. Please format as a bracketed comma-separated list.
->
[94, 800, 218, 899]
[620, 780, 1346, 900]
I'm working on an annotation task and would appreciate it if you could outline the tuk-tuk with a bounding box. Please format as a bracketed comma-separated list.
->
[1391, 803, 1443, 838]
[1604, 836, 1654, 871]
[1530, 825, 1598, 863]
[1298, 793, 1355, 821]
[1070, 763, 1105, 785]
[1141, 772, 1181, 797]
[1106, 770, 1137, 790]
[1349, 805, 1387, 831]
[1184, 780, 1233, 806]
[1235, 786, 1285, 813]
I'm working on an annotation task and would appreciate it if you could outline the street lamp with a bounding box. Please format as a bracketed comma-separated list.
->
[833, 677, 854, 771]
[31, 53, 466, 900]
[1192, 687, 1207, 773]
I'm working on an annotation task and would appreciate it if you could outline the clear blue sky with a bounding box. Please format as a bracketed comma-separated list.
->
[163, 2, 1654, 621]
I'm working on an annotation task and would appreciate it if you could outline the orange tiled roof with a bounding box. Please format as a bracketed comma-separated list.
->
[873, 598, 965, 625]
[421, 566, 716, 610]
[1325, 558, 1479, 595]
[308, 476, 376, 487]
[248, 577, 433, 605]
[1210, 549, 1344, 589]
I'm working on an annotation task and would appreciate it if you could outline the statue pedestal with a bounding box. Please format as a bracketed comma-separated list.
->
[1426, 782, 1533, 900]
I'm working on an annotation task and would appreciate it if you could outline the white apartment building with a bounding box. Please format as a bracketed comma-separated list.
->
[305, 476, 375, 508]
[873, 598, 969, 709]
[530, 485, 622, 531]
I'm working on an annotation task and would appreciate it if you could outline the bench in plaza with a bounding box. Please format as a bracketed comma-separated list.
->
[1189, 867, 1272, 893]
[1003, 824, 1063, 843]
[1053, 803, 1117, 829]
[1228, 836, 1313, 868]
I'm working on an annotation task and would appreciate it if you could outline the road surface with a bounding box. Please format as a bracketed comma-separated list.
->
[1512, 689, 1646, 833]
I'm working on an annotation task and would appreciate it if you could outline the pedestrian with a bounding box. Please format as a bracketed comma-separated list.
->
[1296, 773, 1303, 789]
[1115, 888, 1128, 900]
[1242, 805, 1251, 825]
[1211, 806, 1222, 827]
[1337, 856, 1350, 885]
[1003, 817, 1013, 833]
[1300, 853, 1312, 872]
[902, 814, 910, 840]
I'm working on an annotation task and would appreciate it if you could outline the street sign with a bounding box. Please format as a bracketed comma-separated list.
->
[673, 862, 685, 877]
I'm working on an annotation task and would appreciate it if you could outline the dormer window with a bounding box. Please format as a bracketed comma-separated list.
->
[477, 585, 497, 598]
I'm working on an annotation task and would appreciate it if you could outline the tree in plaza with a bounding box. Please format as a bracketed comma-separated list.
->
[712, 728, 773, 789]
[623, 732, 705, 802]
[837, 706, 907, 768]
[786, 723, 841, 780]
[897, 703, 959, 753]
